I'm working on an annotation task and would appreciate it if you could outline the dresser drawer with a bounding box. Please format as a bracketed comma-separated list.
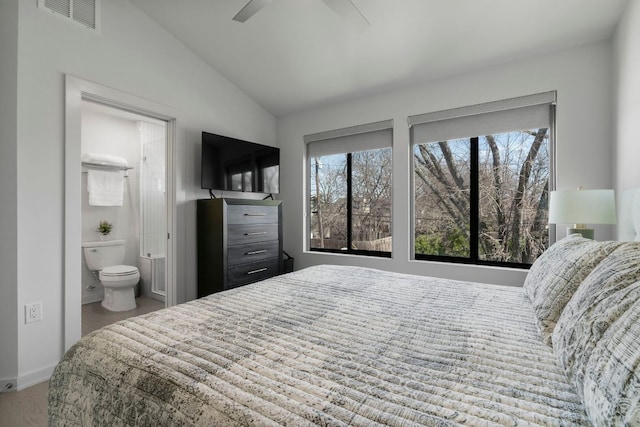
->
[227, 258, 280, 288]
[228, 240, 279, 266]
[227, 223, 279, 245]
[227, 204, 279, 225]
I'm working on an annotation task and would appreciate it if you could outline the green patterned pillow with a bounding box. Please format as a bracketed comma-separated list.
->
[523, 234, 621, 345]
[552, 243, 640, 424]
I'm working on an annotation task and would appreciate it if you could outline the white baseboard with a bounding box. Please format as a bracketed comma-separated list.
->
[17, 363, 57, 391]
[82, 295, 102, 305]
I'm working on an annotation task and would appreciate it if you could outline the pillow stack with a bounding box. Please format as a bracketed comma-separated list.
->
[553, 242, 640, 425]
[525, 235, 640, 425]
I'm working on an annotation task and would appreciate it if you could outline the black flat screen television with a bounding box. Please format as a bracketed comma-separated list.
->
[201, 131, 280, 194]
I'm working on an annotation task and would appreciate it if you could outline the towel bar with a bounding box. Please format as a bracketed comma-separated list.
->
[81, 161, 133, 177]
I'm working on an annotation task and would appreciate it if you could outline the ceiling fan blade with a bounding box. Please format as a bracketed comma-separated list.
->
[320, 0, 370, 27]
[232, 0, 272, 23]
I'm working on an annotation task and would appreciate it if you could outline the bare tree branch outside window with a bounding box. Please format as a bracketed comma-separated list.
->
[310, 148, 392, 254]
[414, 129, 549, 264]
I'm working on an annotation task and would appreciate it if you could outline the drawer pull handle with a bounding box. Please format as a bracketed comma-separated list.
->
[247, 267, 268, 275]
[244, 232, 267, 236]
[246, 250, 267, 255]
[244, 213, 267, 216]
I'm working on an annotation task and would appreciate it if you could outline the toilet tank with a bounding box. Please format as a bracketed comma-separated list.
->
[82, 240, 126, 271]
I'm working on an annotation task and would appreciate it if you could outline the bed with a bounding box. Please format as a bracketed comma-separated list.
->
[49, 231, 640, 426]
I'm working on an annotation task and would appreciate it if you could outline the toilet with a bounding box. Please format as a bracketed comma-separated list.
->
[82, 240, 140, 312]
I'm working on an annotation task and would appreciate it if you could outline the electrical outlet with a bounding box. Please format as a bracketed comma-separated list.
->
[25, 302, 42, 324]
[0, 379, 15, 393]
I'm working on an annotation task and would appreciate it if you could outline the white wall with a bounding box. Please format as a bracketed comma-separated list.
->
[614, 0, 640, 192]
[0, 0, 19, 389]
[80, 108, 141, 304]
[11, 0, 276, 388]
[278, 41, 615, 287]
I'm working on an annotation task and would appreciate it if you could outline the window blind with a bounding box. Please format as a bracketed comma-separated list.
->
[408, 92, 556, 144]
[305, 119, 393, 158]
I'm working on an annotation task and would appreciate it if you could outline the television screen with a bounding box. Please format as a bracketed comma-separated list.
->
[201, 132, 280, 194]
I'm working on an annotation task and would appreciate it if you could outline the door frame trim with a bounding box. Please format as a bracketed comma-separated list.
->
[64, 75, 177, 351]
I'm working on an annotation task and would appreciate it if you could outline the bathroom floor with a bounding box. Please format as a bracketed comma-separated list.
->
[82, 295, 165, 336]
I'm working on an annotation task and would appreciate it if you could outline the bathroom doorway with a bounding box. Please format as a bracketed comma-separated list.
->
[64, 75, 177, 351]
[79, 101, 167, 335]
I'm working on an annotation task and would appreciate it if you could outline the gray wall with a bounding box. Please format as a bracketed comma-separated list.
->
[614, 0, 640, 192]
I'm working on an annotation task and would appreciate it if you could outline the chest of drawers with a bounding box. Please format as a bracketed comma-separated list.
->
[197, 198, 283, 297]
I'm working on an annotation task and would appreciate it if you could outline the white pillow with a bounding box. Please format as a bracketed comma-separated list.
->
[523, 234, 621, 345]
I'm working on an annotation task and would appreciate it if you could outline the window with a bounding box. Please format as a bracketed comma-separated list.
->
[226, 159, 252, 192]
[305, 120, 393, 257]
[258, 152, 280, 194]
[410, 92, 556, 268]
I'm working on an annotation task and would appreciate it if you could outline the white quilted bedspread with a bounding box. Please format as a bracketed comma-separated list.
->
[49, 265, 589, 426]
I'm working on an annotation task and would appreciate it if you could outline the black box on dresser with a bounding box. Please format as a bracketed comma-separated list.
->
[197, 198, 283, 297]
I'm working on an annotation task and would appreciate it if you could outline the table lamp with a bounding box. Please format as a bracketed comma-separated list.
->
[548, 188, 616, 239]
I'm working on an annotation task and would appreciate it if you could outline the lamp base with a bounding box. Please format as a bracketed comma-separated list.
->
[567, 227, 594, 240]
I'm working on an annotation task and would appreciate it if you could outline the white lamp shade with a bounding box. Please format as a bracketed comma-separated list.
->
[548, 189, 616, 225]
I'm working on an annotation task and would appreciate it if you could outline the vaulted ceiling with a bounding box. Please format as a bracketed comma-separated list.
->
[130, 0, 628, 117]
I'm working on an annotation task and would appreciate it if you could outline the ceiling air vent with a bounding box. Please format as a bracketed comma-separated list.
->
[38, 0, 100, 32]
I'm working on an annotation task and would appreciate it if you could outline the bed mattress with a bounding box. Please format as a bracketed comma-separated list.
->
[48, 265, 588, 426]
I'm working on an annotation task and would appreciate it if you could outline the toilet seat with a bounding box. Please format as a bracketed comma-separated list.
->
[98, 265, 140, 312]
[100, 265, 139, 277]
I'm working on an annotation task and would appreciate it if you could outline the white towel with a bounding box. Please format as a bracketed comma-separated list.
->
[87, 169, 124, 206]
[82, 153, 128, 168]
